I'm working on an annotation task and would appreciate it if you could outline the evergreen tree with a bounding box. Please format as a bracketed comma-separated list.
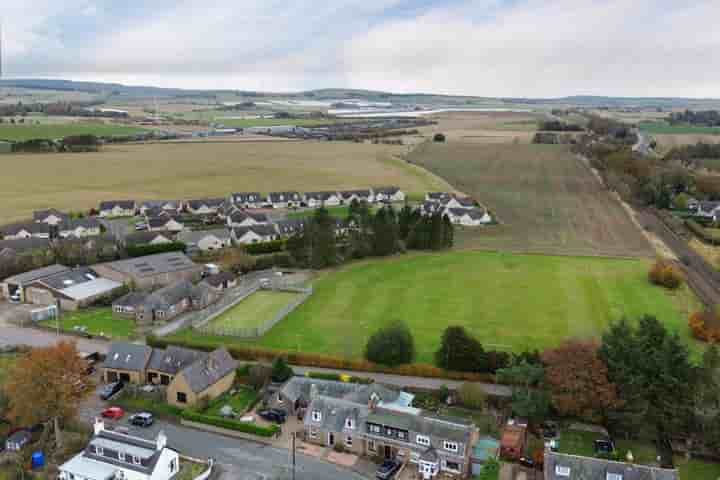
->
[435, 326, 487, 372]
[365, 322, 416, 366]
[398, 205, 414, 240]
[430, 212, 444, 250]
[442, 214, 454, 248]
[309, 207, 338, 269]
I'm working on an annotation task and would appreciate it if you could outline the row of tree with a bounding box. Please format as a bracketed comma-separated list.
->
[668, 109, 720, 127]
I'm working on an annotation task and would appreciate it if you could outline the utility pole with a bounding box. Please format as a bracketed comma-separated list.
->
[291, 432, 296, 480]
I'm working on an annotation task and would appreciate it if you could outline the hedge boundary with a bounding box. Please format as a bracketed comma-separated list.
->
[148, 335, 497, 384]
[686, 219, 720, 245]
[180, 410, 279, 437]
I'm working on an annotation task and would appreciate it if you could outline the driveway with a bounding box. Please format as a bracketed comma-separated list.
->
[100, 217, 134, 241]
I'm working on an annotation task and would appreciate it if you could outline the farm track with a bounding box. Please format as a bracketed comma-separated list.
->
[640, 208, 720, 308]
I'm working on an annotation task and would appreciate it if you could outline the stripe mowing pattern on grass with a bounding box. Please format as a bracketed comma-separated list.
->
[205, 291, 303, 331]
[169, 251, 701, 363]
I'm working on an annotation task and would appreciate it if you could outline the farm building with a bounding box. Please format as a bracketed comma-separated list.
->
[23, 266, 124, 310]
[93, 252, 201, 289]
[1, 264, 71, 302]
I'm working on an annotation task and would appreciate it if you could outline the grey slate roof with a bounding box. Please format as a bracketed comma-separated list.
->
[147, 345, 207, 375]
[3, 264, 70, 285]
[374, 186, 401, 195]
[232, 192, 263, 204]
[177, 228, 231, 245]
[366, 408, 474, 444]
[305, 395, 369, 433]
[84, 430, 161, 475]
[280, 377, 361, 404]
[204, 271, 236, 288]
[544, 452, 679, 480]
[427, 192, 451, 201]
[232, 225, 277, 238]
[99, 200, 135, 211]
[344, 384, 401, 405]
[181, 348, 238, 394]
[113, 291, 150, 309]
[340, 189, 372, 200]
[268, 192, 301, 203]
[60, 217, 101, 231]
[33, 209, 69, 222]
[150, 280, 193, 308]
[1, 221, 51, 236]
[100, 252, 197, 278]
[187, 198, 225, 210]
[305, 191, 339, 201]
[124, 231, 174, 246]
[139, 200, 181, 211]
[102, 342, 153, 372]
[275, 219, 305, 236]
[147, 216, 182, 229]
[0, 238, 51, 255]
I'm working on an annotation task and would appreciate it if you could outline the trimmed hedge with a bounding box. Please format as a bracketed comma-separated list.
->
[148, 335, 498, 384]
[686, 219, 720, 245]
[305, 372, 373, 384]
[181, 410, 280, 437]
[126, 241, 187, 257]
[244, 240, 285, 255]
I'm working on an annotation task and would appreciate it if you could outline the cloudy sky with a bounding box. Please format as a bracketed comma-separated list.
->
[2, 0, 719, 97]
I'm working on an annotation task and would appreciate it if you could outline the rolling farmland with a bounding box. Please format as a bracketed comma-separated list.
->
[409, 142, 654, 257]
[0, 123, 148, 141]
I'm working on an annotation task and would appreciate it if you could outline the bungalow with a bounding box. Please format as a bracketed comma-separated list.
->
[99, 200, 136, 218]
[125, 231, 175, 247]
[419, 201, 444, 217]
[340, 189, 374, 204]
[232, 225, 278, 244]
[112, 280, 218, 322]
[58, 419, 180, 480]
[445, 208, 492, 226]
[544, 452, 679, 480]
[226, 210, 270, 228]
[444, 196, 477, 210]
[204, 271, 237, 291]
[138, 200, 182, 216]
[58, 218, 102, 238]
[231, 192, 264, 209]
[1, 221, 51, 240]
[167, 347, 238, 408]
[425, 192, 452, 203]
[177, 229, 232, 252]
[373, 187, 406, 203]
[0, 238, 51, 259]
[275, 218, 305, 238]
[268, 191, 302, 209]
[147, 216, 186, 232]
[304, 191, 342, 208]
[186, 198, 226, 215]
[33, 208, 69, 225]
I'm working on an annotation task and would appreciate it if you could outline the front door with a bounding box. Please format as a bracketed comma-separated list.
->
[384, 445, 392, 459]
[119, 373, 131, 383]
[328, 433, 335, 446]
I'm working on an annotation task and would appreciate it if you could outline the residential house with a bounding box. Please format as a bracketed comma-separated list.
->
[24, 266, 123, 310]
[268, 191, 302, 208]
[304, 191, 342, 208]
[373, 187, 406, 203]
[340, 189, 374, 204]
[58, 419, 180, 480]
[0, 238, 51, 259]
[112, 292, 151, 321]
[138, 200, 182, 216]
[99, 200, 136, 218]
[697, 201, 720, 221]
[146, 345, 208, 386]
[444, 196, 477, 210]
[425, 192, 452, 203]
[147, 216, 185, 232]
[186, 198, 225, 215]
[275, 218, 305, 238]
[686, 197, 700, 211]
[204, 271, 237, 291]
[231, 192, 264, 209]
[445, 208, 492, 226]
[419, 201, 445, 216]
[33, 209, 69, 225]
[1, 221, 52, 240]
[93, 252, 201, 289]
[544, 452, 679, 480]
[226, 210, 270, 228]
[177, 229, 232, 252]
[112, 280, 218, 322]
[101, 342, 154, 383]
[125, 231, 175, 247]
[232, 225, 278, 244]
[167, 348, 238, 407]
[1, 264, 71, 302]
[58, 217, 102, 239]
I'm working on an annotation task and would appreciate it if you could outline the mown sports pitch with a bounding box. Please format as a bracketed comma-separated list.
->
[205, 291, 303, 333]
[169, 251, 700, 363]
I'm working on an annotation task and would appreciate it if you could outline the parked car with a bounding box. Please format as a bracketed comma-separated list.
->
[257, 409, 286, 424]
[8, 293, 20, 303]
[101, 407, 125, 420]
[135, 223, 148, 231]
[99, 381, 124, 400]
[376, 459, 402, 480]
[129, 412, 154, 427]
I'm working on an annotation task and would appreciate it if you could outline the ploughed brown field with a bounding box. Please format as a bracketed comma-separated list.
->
[409, 141, 654, 258]
[0, 140, 453, 223]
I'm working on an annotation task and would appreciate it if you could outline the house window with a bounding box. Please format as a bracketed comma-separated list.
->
[177, 392, 187, 403]
[416, 435, 430, 447]
[445, 461, 461, 473]
[309, 428, 318, 439]
[133, 455, 141, 465]
[119, 452, 126, 462]
[607, 474, 623, 480]
[370, 425, 381, 434]
[345, 436, 353, 448]
[94, 446, 104, 456]
[345, 418, 355, 430]
[157, 311, 165, 318]
[368, 440, 376, 452]
[397, 431, 407, 441]
[311, 410, 322, 422]
[443, 441, 459, 453]
[556, 466, 571, 477]
[170, 459, 177, 473]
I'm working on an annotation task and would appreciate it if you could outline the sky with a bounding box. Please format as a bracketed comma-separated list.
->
[2, 0, 719, 98]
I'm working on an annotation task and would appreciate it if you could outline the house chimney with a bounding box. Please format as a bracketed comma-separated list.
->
[156, 430, 167, 451]
[94, 418, 105, 435]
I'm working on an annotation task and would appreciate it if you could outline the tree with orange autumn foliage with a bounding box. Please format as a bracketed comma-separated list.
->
[541, 340, 620, 423]
[4, 341, 90, 448]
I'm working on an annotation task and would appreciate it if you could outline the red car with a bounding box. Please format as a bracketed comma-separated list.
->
[100, 407, 124, 420]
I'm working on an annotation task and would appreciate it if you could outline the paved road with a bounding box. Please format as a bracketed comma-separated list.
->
[0, 324, 110, 353]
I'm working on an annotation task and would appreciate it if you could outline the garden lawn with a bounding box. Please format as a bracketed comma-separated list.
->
[205, 388, 258, 416]
[206, 291, 302, 332]
[169, 251, 700, 363]
[288, 205, 351, 220]
[41, 308, 134, 339]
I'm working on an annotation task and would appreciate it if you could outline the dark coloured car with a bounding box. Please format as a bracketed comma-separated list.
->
[129, 412, 154, 427]
[269, 408, 288, 420]
[257, 409, 286, 424]
[376, 459, 402, 480]
[99, 381, 124, 400]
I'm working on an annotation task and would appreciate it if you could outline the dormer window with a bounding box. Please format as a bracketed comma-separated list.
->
[133, 455, 141, 465]
[94, 446, 104, 456]
[443, 441, 458, 453]
[556, 466, 571, 477]
[118, 452, 126, 462]
[345, 418, 355, 430]
[311, 410, 322, 422]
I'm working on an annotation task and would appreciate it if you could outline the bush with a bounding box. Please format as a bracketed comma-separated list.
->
[271, 357, 294, 383]
[689, 311, 720, 342]
[648, 259, 684, 289]
[305, 372, 373, 384]
[181, 410, 279, 437]
[478, 458, 500, 480]
[458, 382, 487, 411]
[244, 240, 285, 255]
[126, 241, 186, 258]
[365, 322, 415, 366]
[433, 133, 446, 142]
[686, 219, 720, 245]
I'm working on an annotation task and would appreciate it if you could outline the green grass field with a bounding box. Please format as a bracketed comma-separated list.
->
[41, 308, 135, 339]
[170, 251, 700, 363]
[213, 118, 342, 128]
[639, 121, 720, 135]
[206, 291, 302, 332]
[0, 123, 148, 141]
[205, 388, 258, 416]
